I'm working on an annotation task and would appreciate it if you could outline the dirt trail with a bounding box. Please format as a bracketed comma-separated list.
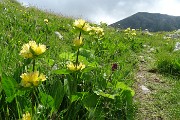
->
[134, 46, 168, 120]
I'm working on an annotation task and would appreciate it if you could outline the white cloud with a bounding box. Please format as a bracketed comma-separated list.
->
[151, 0, 180, 16]
[17, 0, 180, 24]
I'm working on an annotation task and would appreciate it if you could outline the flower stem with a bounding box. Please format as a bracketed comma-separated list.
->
[32, 59, 35, 72]
[15, 96, 21, 119]
[32, 59, 36, 114]
[45, 24, 48, 43]
[75, 31, 81, 67]
[73, 31, 82, 93]
[75, 49, 79, 67]
[31, 88, 35, 115]
[78, 31, 81, 39]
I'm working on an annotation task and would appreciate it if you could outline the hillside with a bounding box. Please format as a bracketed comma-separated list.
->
[110, 12, 180, 32]
[0, 0, 180, 120]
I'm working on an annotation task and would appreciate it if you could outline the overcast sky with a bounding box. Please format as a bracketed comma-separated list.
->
[17, 0, 180, 24]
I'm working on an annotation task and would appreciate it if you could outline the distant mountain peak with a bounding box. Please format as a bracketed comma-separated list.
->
[110, 12, 180, 32]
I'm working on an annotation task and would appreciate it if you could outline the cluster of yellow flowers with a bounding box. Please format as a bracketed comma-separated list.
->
[22, 112, 31, 120]
[19, 41, 47, 87]
[124, 27, 136, 36]
[67, 62, 85, 71]
[20, 71, 46, 87]
[73, 19, 104, 37]
[65, 19, 105, 72]
[90, 26, 104, 37]
[19, 41, 46, 58]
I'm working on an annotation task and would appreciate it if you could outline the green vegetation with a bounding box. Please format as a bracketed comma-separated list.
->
[0, 0, 179, 119]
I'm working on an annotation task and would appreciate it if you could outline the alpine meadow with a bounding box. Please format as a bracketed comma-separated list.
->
[0, 0, 180, 120]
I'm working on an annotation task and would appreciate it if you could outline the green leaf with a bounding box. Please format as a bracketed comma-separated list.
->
[81, 62, 98, 73]
[50, 80, 64, 109]
[0, 63, 2, 95]
[94, 90, 115, 99]
[82, 66, 96, 73]
[0, 82, 2, 94]
[174, 59, 180, 69]
[107, 82, 113, 88]
[16, 89, 26, 96]
[115, 82, 135, 96]
[79, 48, 95, 61]
[82, 93, 99, 109]
[0, 63, 2, 74]
[59, 52, 74, 60]
[64, 79, 70, 96]
[71, 92, 88, 103]
[24, 58, 32, 66]
[45, 58, 55, 66]
[51, 69, 71, 75]
[39, 92, 54, 108]
[88, 108, 105, 120]
[78, 55, 90, 65]
[88, 62, 99, 67]
[1, 73, 17, 102]
[82, 93, 102, 119]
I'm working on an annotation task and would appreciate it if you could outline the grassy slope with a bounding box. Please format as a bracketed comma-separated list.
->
[0, 0, 136, 119]
[0, 0, 179, 119]
[0, 0, 75, 75]
[134, 34, 180, 119]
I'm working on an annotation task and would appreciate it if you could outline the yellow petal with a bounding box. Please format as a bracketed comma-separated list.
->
[20, 44, 33, 58]
[73, 37, 83, 47]
[44, 19, 48, 24]
[67, 62, 76, 71]
[82, 23, 92, 32]
[34, 44, 46, 55]
[39, 73, 46, 81]
[22, 112, 31, 120]
[73, 19, 86, 29]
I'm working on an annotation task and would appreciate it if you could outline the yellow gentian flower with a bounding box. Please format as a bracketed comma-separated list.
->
[73, 19, 92, 32]
[44, 19, 48, 24]
[95, 27, 104, 36]
[90, 26, 104, 36]
[20, 71, 46, 87]
[131, 32, 136, 36]
[82, 23, 92, 32]
[73, 37, 83, 47]
[124, 27, 131, 32]
[30, 43, 46, 55]
[131, 29, 136, 36]
[20, 43, 33, 58]
[67, 62, 85, 71]
[73, 19, 86, 29]
[20, 41, 46, 58]
[22, 112, 31, 120]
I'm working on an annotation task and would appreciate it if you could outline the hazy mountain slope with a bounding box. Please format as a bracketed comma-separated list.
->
[110, 12, 180, 32]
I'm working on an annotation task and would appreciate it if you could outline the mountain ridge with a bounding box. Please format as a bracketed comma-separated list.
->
[110, 12, 180, 32]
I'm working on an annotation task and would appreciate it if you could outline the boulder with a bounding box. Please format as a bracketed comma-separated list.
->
[174, 42, 180, 51]
[142, 29, 153, 36]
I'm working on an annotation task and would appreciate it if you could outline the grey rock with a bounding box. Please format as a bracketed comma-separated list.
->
[174, 42, 180, 51]
[142, 29, 153, 36]
[140, 85, 151, 94]
[55, 31, 63, 40]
